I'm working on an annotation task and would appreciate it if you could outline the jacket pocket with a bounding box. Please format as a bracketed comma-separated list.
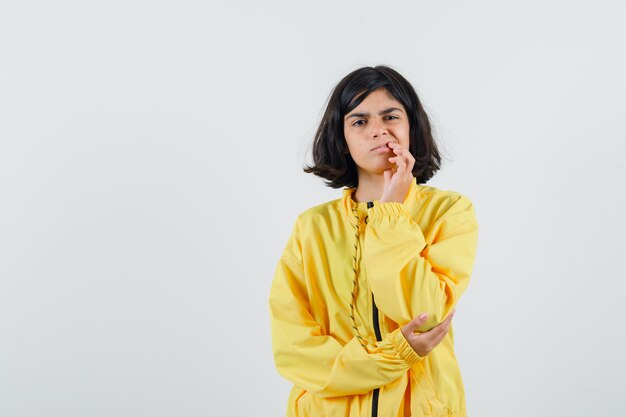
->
[302, 392, 363, 417]
[294, 389, 311, 417]
[409, 363, 440, 415]
[413, 360, 456, 416]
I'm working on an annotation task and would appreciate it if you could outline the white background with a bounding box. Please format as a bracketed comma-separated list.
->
[1, 1, 625, 416]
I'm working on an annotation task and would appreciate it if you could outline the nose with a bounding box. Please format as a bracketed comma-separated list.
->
[370, 119, 388, 138]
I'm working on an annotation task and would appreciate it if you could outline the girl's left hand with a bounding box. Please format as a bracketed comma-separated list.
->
[379, 141, 415, 203]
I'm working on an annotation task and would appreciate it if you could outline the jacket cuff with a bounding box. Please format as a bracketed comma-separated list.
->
[389, 328, 424, 366]
[366, 201, 429, 256]
[368, 202, 412, 220]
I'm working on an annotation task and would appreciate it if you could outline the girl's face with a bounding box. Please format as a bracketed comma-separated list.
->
[343, 88, 411, 177]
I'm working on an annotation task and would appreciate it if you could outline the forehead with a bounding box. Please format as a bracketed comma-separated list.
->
[349, 89, 403, 111]
[345, 89, 405, 119]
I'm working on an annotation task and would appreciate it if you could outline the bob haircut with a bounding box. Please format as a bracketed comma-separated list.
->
[303, 65, 441, 189]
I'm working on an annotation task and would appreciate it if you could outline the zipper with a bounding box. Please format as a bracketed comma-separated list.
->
[367, 201, 382, 417]
[351, 199, 382, 417]
[372, 293, 383, 341]
[372, 293, 382, 417]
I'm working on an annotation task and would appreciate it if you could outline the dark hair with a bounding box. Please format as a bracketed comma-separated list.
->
[303, 65, 441, 189]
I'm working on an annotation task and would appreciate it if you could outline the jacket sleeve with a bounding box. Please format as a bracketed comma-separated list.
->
[268, 217, 423, 398]
[363, 193, 479, 332]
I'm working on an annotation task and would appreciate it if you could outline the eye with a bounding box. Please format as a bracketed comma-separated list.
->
[351, 115, 398, 127]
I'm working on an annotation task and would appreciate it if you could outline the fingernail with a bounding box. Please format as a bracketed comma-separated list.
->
[419, 313, 427, 319]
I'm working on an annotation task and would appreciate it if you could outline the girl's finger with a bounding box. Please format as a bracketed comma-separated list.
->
[392, 148, 409, 165]
[395, 154, 407, 170]
[407, 156, 415, 172]
[389, 145, 413, 176]
[389, 155, 404, 164]
[393, 150, 407, 164]
[392, 146, 413, 161]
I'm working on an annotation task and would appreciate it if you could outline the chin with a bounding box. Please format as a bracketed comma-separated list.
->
[362, 164, 391, 176]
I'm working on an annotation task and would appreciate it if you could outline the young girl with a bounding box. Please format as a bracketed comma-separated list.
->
[268, 65, 479, 417]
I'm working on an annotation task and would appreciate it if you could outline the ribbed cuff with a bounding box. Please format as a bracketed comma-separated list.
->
[389, 328, 424, 366]
[368, 202, 412, 220]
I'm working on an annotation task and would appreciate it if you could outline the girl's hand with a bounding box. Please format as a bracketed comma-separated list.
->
[379, 141, 415, 203]
[401, 310, 456, 357]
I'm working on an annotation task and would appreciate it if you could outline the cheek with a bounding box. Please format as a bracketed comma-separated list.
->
[399, 126, 411, 143]
[344, 134, 365, 150]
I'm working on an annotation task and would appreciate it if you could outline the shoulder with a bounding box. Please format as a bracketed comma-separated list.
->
[417, 183, 474, 206]
[293, 197, 343, 228]
[414, 184, 476, 219]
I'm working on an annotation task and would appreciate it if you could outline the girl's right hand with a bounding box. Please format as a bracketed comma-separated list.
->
[401, 310, 456, 357]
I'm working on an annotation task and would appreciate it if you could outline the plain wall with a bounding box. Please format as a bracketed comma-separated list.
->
[1, 1, 624, 416]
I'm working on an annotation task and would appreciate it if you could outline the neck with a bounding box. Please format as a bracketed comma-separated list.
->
[352, 172, 385, 203]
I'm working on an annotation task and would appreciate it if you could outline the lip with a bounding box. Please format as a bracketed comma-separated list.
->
[371, 142, 392, 152]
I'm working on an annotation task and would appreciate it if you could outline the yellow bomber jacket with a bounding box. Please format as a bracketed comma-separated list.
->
[269, 179, 479, 417]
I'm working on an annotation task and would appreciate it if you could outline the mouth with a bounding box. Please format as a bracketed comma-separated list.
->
[371, 142, 392, 151]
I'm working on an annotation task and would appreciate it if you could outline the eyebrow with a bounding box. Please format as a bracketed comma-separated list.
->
[346, 107, 403, 119]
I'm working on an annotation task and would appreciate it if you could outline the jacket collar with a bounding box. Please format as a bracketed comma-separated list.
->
[340, 178, 421, 225]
